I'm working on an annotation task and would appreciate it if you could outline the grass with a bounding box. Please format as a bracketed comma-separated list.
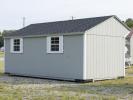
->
[54, 77, 133, 99]
[44, 67, 133, 99]
[0, 62, 4, 74]
[0, 52, 4, 57]
[0, 52, 133, 99]
[0, 52, 4, 74]
[0, 85, 86, 100]
[0, 83, 117, 100]
[126, 67, 133, 74]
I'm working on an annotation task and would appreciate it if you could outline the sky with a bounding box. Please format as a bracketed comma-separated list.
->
[0, 0, 133, 31]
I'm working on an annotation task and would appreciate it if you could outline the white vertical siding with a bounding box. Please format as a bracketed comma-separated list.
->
[86, 17, 129, 36]
[85, 17, 128, 80]
[86, 35, 125, 80]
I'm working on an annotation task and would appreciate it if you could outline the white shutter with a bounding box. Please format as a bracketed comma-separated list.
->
[59, 36, 63, 53]
[47, 36, 63, 53]
[10, 38, 23, 53]
[47, 37, 51, 53]
[20, 38, 23, 53]
[10, 39, 14, 53]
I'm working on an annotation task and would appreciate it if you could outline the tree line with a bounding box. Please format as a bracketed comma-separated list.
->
[0, 30, 15, 48]
[0, 18, 133, 48]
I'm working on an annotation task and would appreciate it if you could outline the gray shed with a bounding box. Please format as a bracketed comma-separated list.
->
[4, 15, 130, 81]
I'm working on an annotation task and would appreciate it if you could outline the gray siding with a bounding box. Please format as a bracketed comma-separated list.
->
[5, 34, 84, 80]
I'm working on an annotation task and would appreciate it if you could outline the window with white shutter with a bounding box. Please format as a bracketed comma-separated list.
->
[47, 36, 63, 53]
[10, 38, 23, 53]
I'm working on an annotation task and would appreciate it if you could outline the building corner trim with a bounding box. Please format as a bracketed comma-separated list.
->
[83, 33, 87, 80]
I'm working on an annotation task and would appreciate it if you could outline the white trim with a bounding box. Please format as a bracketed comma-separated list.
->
[4, 32, 84, 38]
[10, 38, 13, 53]
[4, 39, 5, 73]
[124, 33, 129, 38]
[123, 37, 126, 76]
[20, 38, 23, 53]
[46, 37, 51, 53]
[10, 38, 23, 53]
[59, 36, 63, 53]
[46, 36, 64, 54]
[113, 15, 131, 31]
[83, 33, 87, 80]
[85, 17, 130, 36]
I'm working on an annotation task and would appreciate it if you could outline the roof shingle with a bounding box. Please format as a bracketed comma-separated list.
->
[4, 15, 113, 37]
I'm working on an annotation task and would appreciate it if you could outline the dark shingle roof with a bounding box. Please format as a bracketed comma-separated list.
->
[4, 15, 113, 37]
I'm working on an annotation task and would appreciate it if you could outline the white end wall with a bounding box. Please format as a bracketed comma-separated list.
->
[85, 35, 125, 80]
[85, 17, 129, 80]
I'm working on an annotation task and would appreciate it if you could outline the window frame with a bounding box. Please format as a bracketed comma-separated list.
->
[47, 36, 63, 53]
[10, 38, 23, 53]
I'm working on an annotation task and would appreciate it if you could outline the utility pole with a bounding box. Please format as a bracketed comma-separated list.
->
[71, 16, 74, 20]
[23, 17, 26, 28]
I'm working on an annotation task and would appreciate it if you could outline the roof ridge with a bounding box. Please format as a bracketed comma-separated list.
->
[4, 15, 115, 37]
[31, 15, 113, 26]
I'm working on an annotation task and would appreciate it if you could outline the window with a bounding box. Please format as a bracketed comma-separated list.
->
[51, 37, 59, 51]
[10, 38, 23, 53]
[47, 36, 63, 53]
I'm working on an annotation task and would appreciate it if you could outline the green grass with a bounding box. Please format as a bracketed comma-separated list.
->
[0, 62, 4, 74]
[0, 85, 86, 100]
[0, 52, 4, 57]
[47, 67, 133, 99]
[0, 83, 117, 100]
[126, 66, 133, 74]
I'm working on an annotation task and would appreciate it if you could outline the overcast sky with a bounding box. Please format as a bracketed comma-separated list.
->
[0, 0, 132, 31]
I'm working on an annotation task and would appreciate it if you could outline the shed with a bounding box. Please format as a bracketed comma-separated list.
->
[4, 15, 130, 82]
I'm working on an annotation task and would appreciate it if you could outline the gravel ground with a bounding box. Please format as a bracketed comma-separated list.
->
[0, 75, 101, 99]
[0, 74, 78, 86]
[0, 75, 133, 99]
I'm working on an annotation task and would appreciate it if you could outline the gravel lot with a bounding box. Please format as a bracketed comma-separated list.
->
[0, 75, 101, 99]
[0, 72, 133, 98]
[0, 74, 78, 87]
[0, 74, 133, 100]
[0, 65, 133, 99]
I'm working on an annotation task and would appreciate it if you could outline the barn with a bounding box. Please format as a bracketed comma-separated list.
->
[4, 15, 130, 82]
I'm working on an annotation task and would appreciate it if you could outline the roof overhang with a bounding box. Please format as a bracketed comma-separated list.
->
[4, 32, 84, 38]
[113, 15, 131, 32]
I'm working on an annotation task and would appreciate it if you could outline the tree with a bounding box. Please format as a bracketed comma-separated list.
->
[0, 30, 16, 48]
[2, 30, 15, 35]
[125, 18, 133, 28]
[0, 33, 3, 48]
